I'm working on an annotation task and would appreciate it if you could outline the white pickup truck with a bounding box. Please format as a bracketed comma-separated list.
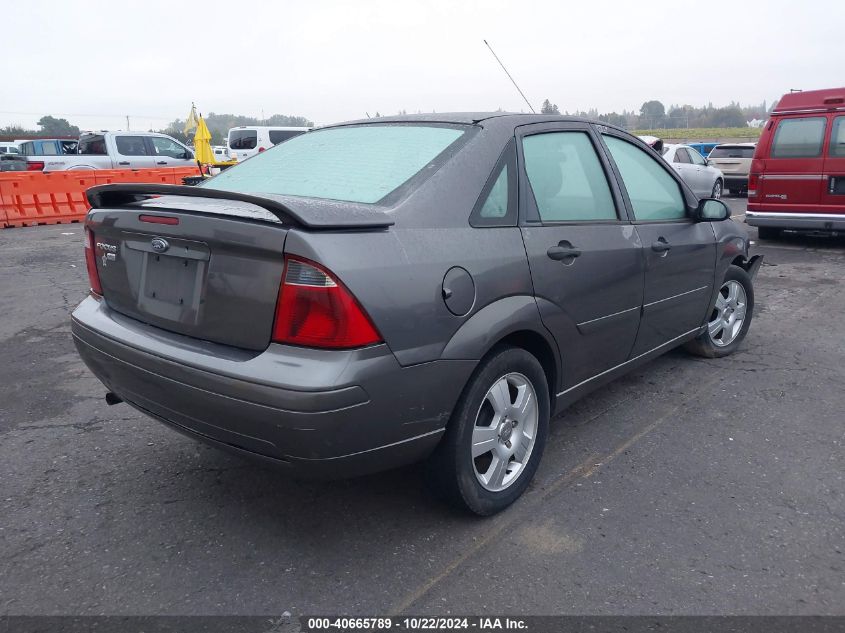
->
[25, 131, 195, 172]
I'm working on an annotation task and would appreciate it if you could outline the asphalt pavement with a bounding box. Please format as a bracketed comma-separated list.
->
[1, 197, 843, 616]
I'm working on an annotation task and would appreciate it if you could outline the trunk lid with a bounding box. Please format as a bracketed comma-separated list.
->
[85, 186, 393, 350]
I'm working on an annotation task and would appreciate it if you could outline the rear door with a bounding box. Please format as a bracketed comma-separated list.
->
[601, 132, 715, 356]
[113, 135, 156, 169]
[517, 122, 643, 388]
[820, 115, 845, 213]
[757, 115, 828, 211]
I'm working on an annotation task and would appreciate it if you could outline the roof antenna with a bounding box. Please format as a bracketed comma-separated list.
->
[483, 39, 536, 114]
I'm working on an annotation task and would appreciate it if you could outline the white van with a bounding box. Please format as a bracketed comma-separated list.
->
[0, 142, 20, 155]
[227, 126, 310, 161]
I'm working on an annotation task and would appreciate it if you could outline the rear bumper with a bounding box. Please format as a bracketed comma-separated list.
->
[746, 211, 845, 231]
[71, 296, 475, 478]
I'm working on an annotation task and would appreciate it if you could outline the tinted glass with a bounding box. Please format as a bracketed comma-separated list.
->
[268, 130, 305, 145]
[604, 135, 686, 221]
[116, 136, 150, 156]
[209, 124, 468, 204]
[151, 137, 186, 159]
[771, 117, 826, 158]
[479, 164, 509, 218]
[60, 140, 78, 155]
[39, 141, 58, 155]
[229, 130, 257, 150]
[673, 148, 691, 163]
[523, 132, 616, 222]
[688, 147, 706, 165]
[709, 146, 755, 159]
[78, 135, 107, 155]
[20, 142, 33, 155]
[830, 117, 845, 158]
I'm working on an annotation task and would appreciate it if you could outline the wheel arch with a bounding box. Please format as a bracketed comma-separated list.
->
[440, 295, 561, 407]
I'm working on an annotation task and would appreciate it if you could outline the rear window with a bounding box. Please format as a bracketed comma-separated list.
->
[268, 130, 305, 145]
[207, 124, 471, 204]
[770, 117, 826, 158]
[709, 146, 755, 159]
[229, 130, 257, 150]
[79, 135, 107, 155]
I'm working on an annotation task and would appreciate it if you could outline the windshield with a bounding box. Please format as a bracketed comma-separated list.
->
[709, 146, 756, 158]
[207, 124, 471, 204]
[228, 130, 257, 150]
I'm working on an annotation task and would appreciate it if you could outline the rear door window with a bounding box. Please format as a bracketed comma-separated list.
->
[522, 131, 617, 222]
[116, 136, 150, 156]
[209, 124, 471, 204]
[229, 130, 257, 150]
[771, 117, 827, 158]
[78, 136, 107, 155]
[603, 135, 686, 221]
[830, 117, 845, 157]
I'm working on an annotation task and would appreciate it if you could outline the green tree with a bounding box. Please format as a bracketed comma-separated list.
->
[540, 99, 560, 114]
[37, 116, 80, 136]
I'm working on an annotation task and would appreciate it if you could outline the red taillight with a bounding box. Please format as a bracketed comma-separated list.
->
[84, 228, 103, 296]
[748, 173, 759, 200]
[272, 256, 381, 349]
[26, 161, 44, 171]
[258, 146, 266, 153]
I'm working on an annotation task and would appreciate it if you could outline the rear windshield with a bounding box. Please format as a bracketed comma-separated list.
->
[207, 124, 471, 204]
[709, 146, 755, 159]
[229, 130, 257, 150]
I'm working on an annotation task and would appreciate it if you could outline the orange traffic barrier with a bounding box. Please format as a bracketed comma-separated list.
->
[0, 167, 202, 228]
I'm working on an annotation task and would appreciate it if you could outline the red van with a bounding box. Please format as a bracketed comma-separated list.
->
[746, 87, 845, 239]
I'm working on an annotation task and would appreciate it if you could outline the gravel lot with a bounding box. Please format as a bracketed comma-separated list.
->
[1, 197, 843, 616]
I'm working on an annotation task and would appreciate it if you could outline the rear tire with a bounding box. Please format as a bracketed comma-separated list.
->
[757, 226, 780, 240]
[426, 346, 550, 516]
[685, 265, 754, 359]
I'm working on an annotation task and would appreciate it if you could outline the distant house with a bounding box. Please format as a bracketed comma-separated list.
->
[746, 118, 766, 128]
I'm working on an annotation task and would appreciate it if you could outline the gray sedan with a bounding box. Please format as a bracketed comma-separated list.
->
[72, 114, 761, 515]
[662, 143, 725, 199]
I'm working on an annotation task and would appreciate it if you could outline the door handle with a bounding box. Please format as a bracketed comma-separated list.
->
[156, 161, 168, 165]
[651, 238, 671, 253]
[118, 161, 130, 166]
[547, 241, 582, 262]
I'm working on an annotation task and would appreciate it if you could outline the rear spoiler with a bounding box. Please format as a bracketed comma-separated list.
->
[85, 184, 395, 230]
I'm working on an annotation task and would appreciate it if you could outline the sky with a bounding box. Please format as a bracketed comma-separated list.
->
[2, 0, 843, 132]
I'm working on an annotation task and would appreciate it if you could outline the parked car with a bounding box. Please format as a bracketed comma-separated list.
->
[18, 138, 78, 156]
[212, 145, 231, 161]
[687, 142, 719, 158]
[747, 87, 845, 239]
[24, 131, 194, 172]
[0, 153, 27, 171]
[707, 143, 756, 195]
[72, 114, 761, 515]
[227, 126, 310, 161]
[0, 142, 20, 154]
[662, 143, 725, 199]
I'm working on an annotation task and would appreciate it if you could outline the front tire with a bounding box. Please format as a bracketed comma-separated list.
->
[685, 265, 754, 358]
[426, 346, 550, 516]
[711, 179, 723, 199]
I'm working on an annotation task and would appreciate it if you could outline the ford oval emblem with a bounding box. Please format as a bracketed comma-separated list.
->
[150, 237, 169, 253]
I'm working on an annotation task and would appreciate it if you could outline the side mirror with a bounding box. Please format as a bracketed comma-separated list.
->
[696, 198, 730, 222]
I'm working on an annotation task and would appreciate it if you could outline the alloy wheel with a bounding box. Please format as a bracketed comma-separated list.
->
[471, 373, 539, 492]
[708, 279, 747, 347]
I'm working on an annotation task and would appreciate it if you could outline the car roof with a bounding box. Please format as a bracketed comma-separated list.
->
[319, 112, 628, 131]
[773, 87, 845, 113]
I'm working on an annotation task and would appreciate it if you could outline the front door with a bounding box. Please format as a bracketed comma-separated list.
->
[149, 136, 194, 168]
[600, 132, 716, 356]
[517, 123, 643, 389]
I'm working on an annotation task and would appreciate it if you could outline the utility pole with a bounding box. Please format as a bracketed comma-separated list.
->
[126, 115, 130, 131]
